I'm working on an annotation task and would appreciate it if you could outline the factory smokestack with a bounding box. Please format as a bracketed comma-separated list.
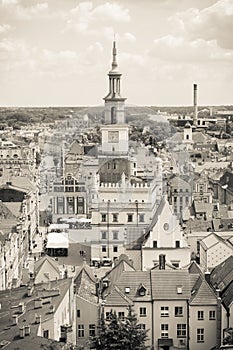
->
[193, 83, 198, 126]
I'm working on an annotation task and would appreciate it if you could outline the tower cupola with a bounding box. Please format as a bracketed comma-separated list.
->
[103, 41, 126, 124]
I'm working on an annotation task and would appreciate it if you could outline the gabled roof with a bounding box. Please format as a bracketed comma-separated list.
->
[104, 285, 133, 306]
[190, 276, 217, 305]
[188, 260, 203, 275]
[0, 201, 18, 220]
[104, 270, 151, 302]
[74, 262, 98, 304]
[200, 232, 232, 251]
[168, 175, 191, 188]
[151, 270, 191, 300]
[222, 281, 233, 308]
[210, 255, 233, 292]
[74, 261, 97, 285]
[102, 258, 135, 297]
[34, 255, 60, 276]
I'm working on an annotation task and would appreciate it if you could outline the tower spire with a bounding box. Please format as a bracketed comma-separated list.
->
[111, 39, 118, 72]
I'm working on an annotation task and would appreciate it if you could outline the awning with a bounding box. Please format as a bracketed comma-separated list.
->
[46, 231, 69, 249]
[158, 339, 173, 347]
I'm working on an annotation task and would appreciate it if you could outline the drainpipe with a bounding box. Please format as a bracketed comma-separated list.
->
[150, 270, 155, 350]
[216, 289, 222, 349]
[187, 300, 190, 350]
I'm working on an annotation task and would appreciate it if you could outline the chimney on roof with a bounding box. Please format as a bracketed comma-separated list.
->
[12, 314, 18, 325]
[35, 314, 41, 324]
[19, 326, 25, 338]
[159, 254, 166, 270]
[24, 325, 31, 336]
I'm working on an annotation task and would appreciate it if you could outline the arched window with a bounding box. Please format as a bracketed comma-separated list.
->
[111, 107, 116, 124]
[186, 134, 189, 140]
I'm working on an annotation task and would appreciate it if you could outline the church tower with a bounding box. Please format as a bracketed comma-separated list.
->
[100, 41, 129, 156]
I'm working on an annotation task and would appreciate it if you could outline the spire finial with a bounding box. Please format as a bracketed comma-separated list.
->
[111, 37, 118, 71]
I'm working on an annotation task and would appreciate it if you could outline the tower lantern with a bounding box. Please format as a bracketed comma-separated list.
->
[103, 41, 126, 125]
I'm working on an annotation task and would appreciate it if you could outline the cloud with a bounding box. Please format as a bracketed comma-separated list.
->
[65, 1, 130, 34]
[91, 2, 130, 22]
[123, 32, 136, 43]
[0, 24, 11, 33]
[0, 1, 49, 20]
[120, 52, 146, 66]
[1, 0, 18, 4]
[151, 35, 233, 64]
[169, 0, 233, 49]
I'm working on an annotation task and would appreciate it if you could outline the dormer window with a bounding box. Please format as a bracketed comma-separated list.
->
[138, 285, 147, 296]
[177, 286, 182, 294]
[125, 287, 130, 294]
[102, 279, 109, 289]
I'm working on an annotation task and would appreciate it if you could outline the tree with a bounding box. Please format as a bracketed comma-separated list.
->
[91, 306, 149, 350]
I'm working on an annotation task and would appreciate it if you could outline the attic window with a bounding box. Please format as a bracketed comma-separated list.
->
[138, 286, 146, 296]
[177, 286, 182, 294]
[125, 287, 130, 294]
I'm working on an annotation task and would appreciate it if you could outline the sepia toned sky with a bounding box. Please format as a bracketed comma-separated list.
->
[0, 0, 233, 106]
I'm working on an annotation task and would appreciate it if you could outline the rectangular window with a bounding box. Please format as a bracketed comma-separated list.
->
[113, 231, 118, 240]
[102, 245, 107, 252]
[101, 231, 107, 240]
[138, 324, 146, 330]
[43, 330, 49, 338]
[101, 214, 107, 222]
[127, 214, 133, 222]
[112, 213, 118, 222]
[161, 306, 169, 317]
[209, 310, 216, 320]
[140, 307, 147, 317]
[176, 240, 180, 248]
[175, 306, 183, 317]
[77, 310, 80, 318]
[177, 324, 186, 338]
[139, 214, 145, 222]
[197, 310, 204, 320]
[161, 324, 169, 338]
[113, 246, 118, 253]
[78, 325, 84, 338]
[118, 312, 125, 321]
[89, 324, 95, 337]
[153, 240, 157, 248]
[197, 328, 204, 343]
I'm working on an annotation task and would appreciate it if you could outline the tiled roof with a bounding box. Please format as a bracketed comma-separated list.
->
[104, 285, 133, 306]
[151, 270, 191, 300]
[34, 255, 60, 275]
[105, 270, 151, 302]
[168, 176, 190, 188]
[3, 202, 22, 218]
[102, 258, 135, 297]
[0, 278, 72, 343]
[190, 276, 217, 305]
[222, 281, 233, 308]
[74, 262, 98, 304]
[210, 255, 233, 292]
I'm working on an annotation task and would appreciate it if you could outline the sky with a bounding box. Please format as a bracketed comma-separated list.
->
[0, 0, 233, 107]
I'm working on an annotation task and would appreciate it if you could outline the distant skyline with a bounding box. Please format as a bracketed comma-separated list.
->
[0, 0, 233, 107]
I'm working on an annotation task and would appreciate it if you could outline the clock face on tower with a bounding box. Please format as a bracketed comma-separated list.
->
[108, 131, 119, 143]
